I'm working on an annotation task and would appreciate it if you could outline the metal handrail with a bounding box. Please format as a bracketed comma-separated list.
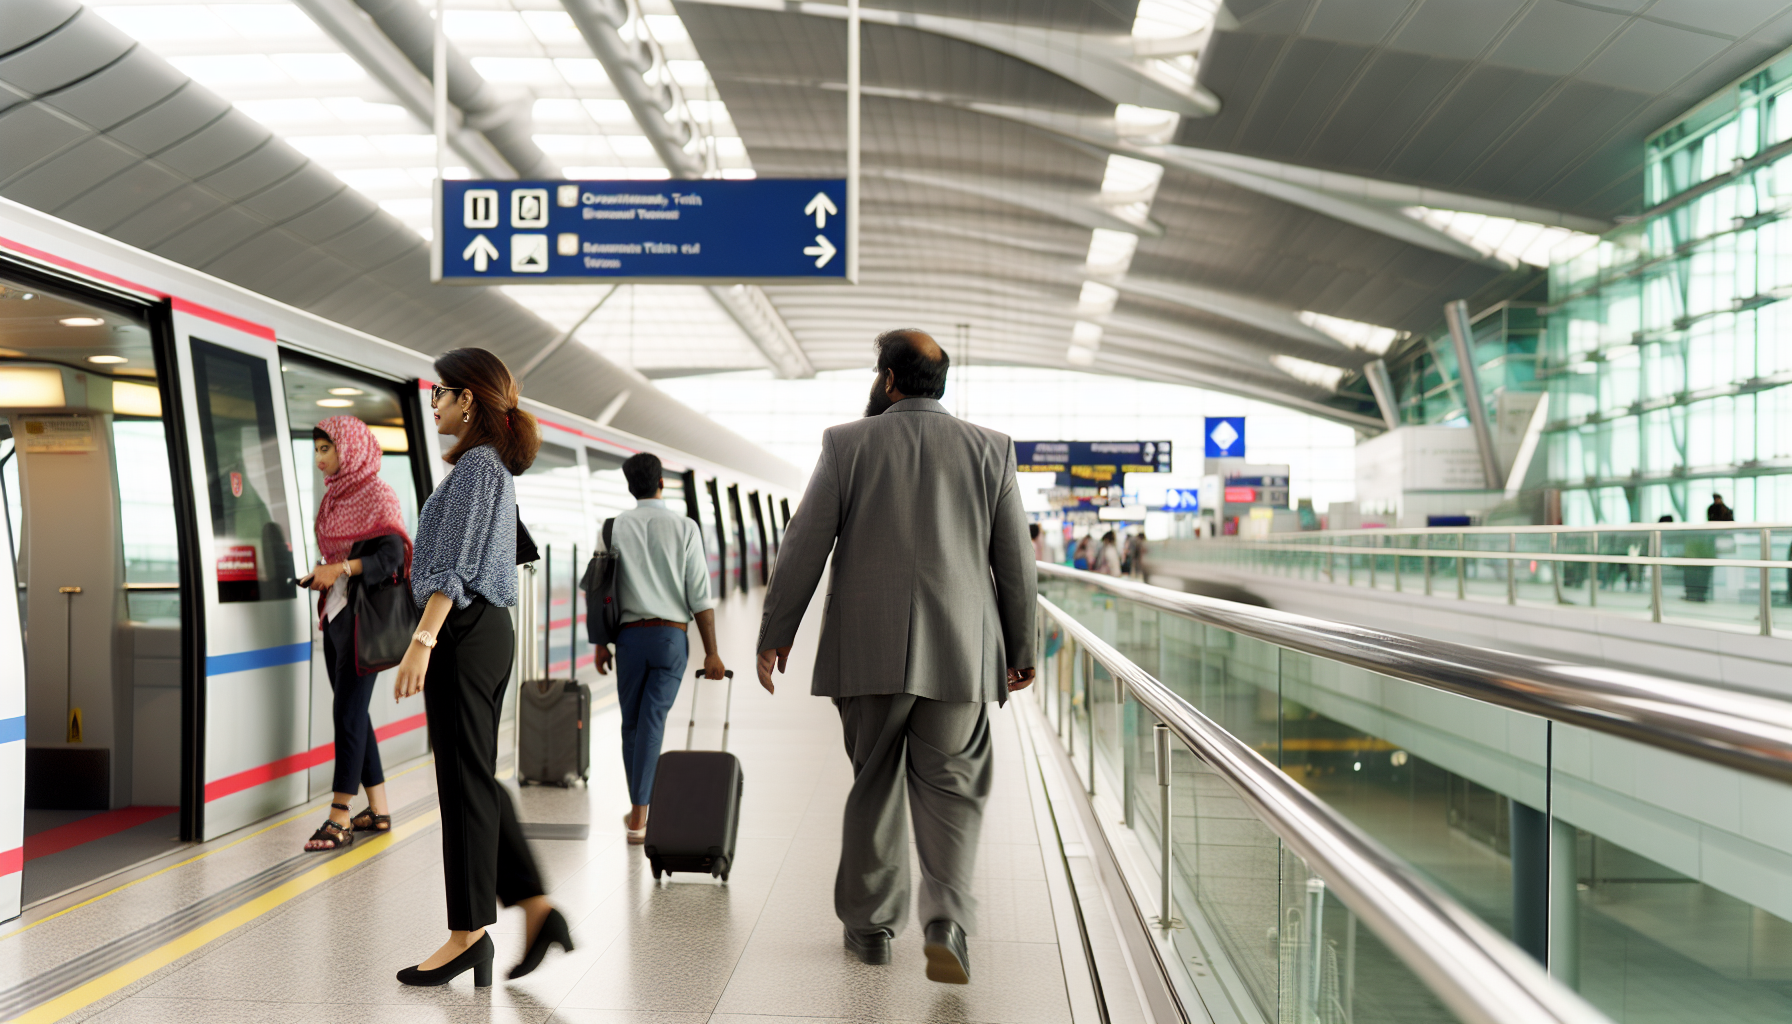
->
[1038, 562, 1792, 785]
[1037, 594, 1612, 1024]
[1201, 520, 1792, 539]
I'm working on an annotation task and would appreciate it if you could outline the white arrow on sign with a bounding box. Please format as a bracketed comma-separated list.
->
[804, 192, 838, 229]
[462, 234, 500, 272]
[803, 234, 837, 268]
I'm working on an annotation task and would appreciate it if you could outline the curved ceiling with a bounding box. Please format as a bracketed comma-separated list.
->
[6, 0, 1792, 437]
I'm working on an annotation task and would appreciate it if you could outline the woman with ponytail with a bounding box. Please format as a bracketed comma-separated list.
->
[394, 348, 571, 987]
[301, 415, 411, 852]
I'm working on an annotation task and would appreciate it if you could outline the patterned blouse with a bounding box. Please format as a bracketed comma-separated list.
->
[412, 444, 517, 609]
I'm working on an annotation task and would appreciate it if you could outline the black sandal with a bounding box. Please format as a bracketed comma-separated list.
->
[351, 808, 392, 833]
[305, 803, 355, 851]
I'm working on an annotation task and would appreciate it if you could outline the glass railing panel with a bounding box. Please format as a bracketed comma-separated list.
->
[1462, 532, 1512, 603]
[1658, 528, 1762, 633]
[1772, 528, 1792, 637]
[1276, 645, 1550, 946]
[1548, 721, 1792, 1021]
[1514, 531, 1560, 607]
[1591, 532, 1653, 619]
[1547, 531, 1596, 609]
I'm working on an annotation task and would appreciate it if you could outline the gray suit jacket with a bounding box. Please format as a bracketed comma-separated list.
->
[756, 398, 1037, 704]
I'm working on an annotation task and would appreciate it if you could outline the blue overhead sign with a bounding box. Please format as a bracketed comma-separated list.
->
[1015, 441, 1172, 481]
[434, 178, 848, 284]
[1204, 417, 1245, 458]
[1162, 488, 1200, 512]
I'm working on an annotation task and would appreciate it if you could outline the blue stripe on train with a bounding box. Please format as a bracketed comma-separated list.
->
[0, 715, 21, 744]
[206, 641, 312, 677]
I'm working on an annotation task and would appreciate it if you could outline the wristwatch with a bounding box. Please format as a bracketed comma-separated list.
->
[412, 629, 437, 649]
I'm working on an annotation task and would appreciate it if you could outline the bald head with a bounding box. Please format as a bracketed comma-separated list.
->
[874, 328, 950, 402]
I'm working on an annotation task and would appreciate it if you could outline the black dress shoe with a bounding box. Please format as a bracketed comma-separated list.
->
[397, 933, 494, 987]
[509, 907, 575, 980]
[844, 928, 891, 965]
[923, 920, 969, 984]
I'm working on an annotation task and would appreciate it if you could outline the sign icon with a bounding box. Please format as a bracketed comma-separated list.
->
[511, 188, 549, 228]
[556, 233, 580, 256]
[804, 192, 837, 228]
[557, 183, 580, 207]
[1205, 417, 1244, 458]
[464, 189, 498, 228]
[463, 234, 500, 271]
[511, 234, 548, 273]
[804, 234, 837, 268]
[229, 471, 243, 498]
[1163, 488, 1199, 511]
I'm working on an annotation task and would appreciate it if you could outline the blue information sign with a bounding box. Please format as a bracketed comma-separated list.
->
[1204, 417, 1245, 458]
[434, 178, 848, 284]
[1014, 441, 1172, 478]
[1162, 488, 1200, 512]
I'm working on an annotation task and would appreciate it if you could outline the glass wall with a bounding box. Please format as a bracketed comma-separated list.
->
[1545, 50, 1792, 524]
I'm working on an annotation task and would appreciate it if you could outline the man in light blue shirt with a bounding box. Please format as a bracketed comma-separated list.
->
[597, 452, 726, 841]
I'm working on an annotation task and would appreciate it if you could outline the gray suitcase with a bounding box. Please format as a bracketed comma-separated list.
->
[518, 678, 590, 787]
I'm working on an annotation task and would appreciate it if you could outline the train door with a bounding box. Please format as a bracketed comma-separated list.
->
[0, 269, 188, 916]
[172, 314, 309, 840]
[748, 491, 769, 584]
[276, 353, 429, 802]
[707, 479, 730, 597]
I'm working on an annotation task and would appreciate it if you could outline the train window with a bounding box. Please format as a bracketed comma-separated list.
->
[706, 478, 727, 597]
[191, 339, 296, 603]
[727, 484, 748, 594]
[277, 353, 419, 574]
[515, 438, 586, 549]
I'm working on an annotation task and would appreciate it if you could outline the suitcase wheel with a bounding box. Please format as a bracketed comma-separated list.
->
[652, 866, 662, 880]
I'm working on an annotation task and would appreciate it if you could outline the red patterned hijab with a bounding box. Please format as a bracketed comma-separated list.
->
[314, 415, 411, 578]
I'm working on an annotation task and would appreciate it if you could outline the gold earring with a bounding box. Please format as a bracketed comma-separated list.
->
[461, 411, 470, 423]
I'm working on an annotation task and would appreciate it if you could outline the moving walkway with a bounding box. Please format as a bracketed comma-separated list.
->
[1031, 562, 1792, 1023]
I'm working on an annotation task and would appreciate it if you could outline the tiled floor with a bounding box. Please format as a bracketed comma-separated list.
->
[1, 590, 1082, 1024]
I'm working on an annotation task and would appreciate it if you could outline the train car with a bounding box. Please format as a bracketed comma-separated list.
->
[0, 197, 794, 921]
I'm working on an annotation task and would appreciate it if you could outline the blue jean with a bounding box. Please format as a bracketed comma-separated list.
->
[616, 625, 688, 805]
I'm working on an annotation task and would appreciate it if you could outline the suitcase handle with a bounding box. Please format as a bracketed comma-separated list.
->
[687, 669, 734, 752]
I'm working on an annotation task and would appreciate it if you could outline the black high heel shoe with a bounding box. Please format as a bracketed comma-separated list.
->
[397, 933, 494, 987]
[508, 908, 574, 980]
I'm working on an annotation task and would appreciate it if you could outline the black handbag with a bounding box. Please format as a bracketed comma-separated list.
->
[517, 508, 540, 565]
[580, 518, 622, 645]
[352, 569, 419, 675]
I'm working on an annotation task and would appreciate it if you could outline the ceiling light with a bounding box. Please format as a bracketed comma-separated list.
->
[0, 367, 66, 407]
[112, 380, 162, 417]
[87, 355, 128, 364]
[1066, 345, 1097, 367]
[328, 387, 365, 396]
[316, 398, 354, 408]
[1271, 354, 1346, 391]
[59, 317, 105, 327]
[368, 425, 409, 452]
[1085, 229, 1139, 275]
[1072, 321, 1105, 347]
[1077, 282, 1119, 317]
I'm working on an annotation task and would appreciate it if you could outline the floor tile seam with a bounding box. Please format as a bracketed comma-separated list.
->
[0, 812, 446, 1022]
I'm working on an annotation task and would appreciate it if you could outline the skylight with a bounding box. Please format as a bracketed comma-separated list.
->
[1404, 207, 1596, 269]
[1271, 354, 1346, 392]
[1077, 282, 1119, 317]
[88, 0, 751, 241]
[1131, 0, 1224, 39]
[1298, 311, 1400, 355]
[1085, 229, 1140, 276]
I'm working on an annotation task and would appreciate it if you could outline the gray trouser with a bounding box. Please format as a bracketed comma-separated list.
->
[835, 693, 992, 938]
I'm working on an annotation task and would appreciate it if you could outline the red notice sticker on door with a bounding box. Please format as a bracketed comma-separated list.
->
[229, 471, 243, 498]
[218, 545, 258, 582]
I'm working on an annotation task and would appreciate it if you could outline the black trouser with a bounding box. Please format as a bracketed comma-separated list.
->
[322, 610, 385, 796]
[424, 597, 545, 931]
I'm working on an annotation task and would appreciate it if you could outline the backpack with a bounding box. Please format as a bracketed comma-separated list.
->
[580, 518, 622, 646]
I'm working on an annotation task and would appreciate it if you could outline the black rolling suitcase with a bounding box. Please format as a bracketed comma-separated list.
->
[644, 670, 742, 882]
[518, 678, 590, 787]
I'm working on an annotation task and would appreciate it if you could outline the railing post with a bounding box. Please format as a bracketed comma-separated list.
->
[1083, 647, 1096, 796]
[1762, 528, 1774, 637]
[1588, 531, 1598, 608]
[1550, 532, 1562, 605]
[1651, 530, 1663, 623]
[1424, 540, 1433, 597]
[1369, 536, 1377, 590]
[1457, 533, 1466, 599]
[1507, 532, 1517, 605]
[1153, 721, 1181, 930]
[1326, 543, 1335, 584]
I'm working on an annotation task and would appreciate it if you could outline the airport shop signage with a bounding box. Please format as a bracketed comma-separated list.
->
[435, 179, 848, 283]
[1015, 440, 1172, 485]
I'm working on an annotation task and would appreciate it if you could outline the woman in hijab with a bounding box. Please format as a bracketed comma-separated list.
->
[302, 415, 412, 852]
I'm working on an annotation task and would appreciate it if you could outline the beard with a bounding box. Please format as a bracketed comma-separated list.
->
[864, 374, 894, 417]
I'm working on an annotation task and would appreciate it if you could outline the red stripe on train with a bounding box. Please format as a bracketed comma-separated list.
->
[204, 713, 428, 802]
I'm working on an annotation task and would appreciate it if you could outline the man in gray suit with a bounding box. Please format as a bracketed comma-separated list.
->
[755, 329, 1037, 985]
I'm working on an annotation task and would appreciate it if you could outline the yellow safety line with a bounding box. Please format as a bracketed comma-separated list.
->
[8, 809, 441, 1024]
[0, 757, 436, 942]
